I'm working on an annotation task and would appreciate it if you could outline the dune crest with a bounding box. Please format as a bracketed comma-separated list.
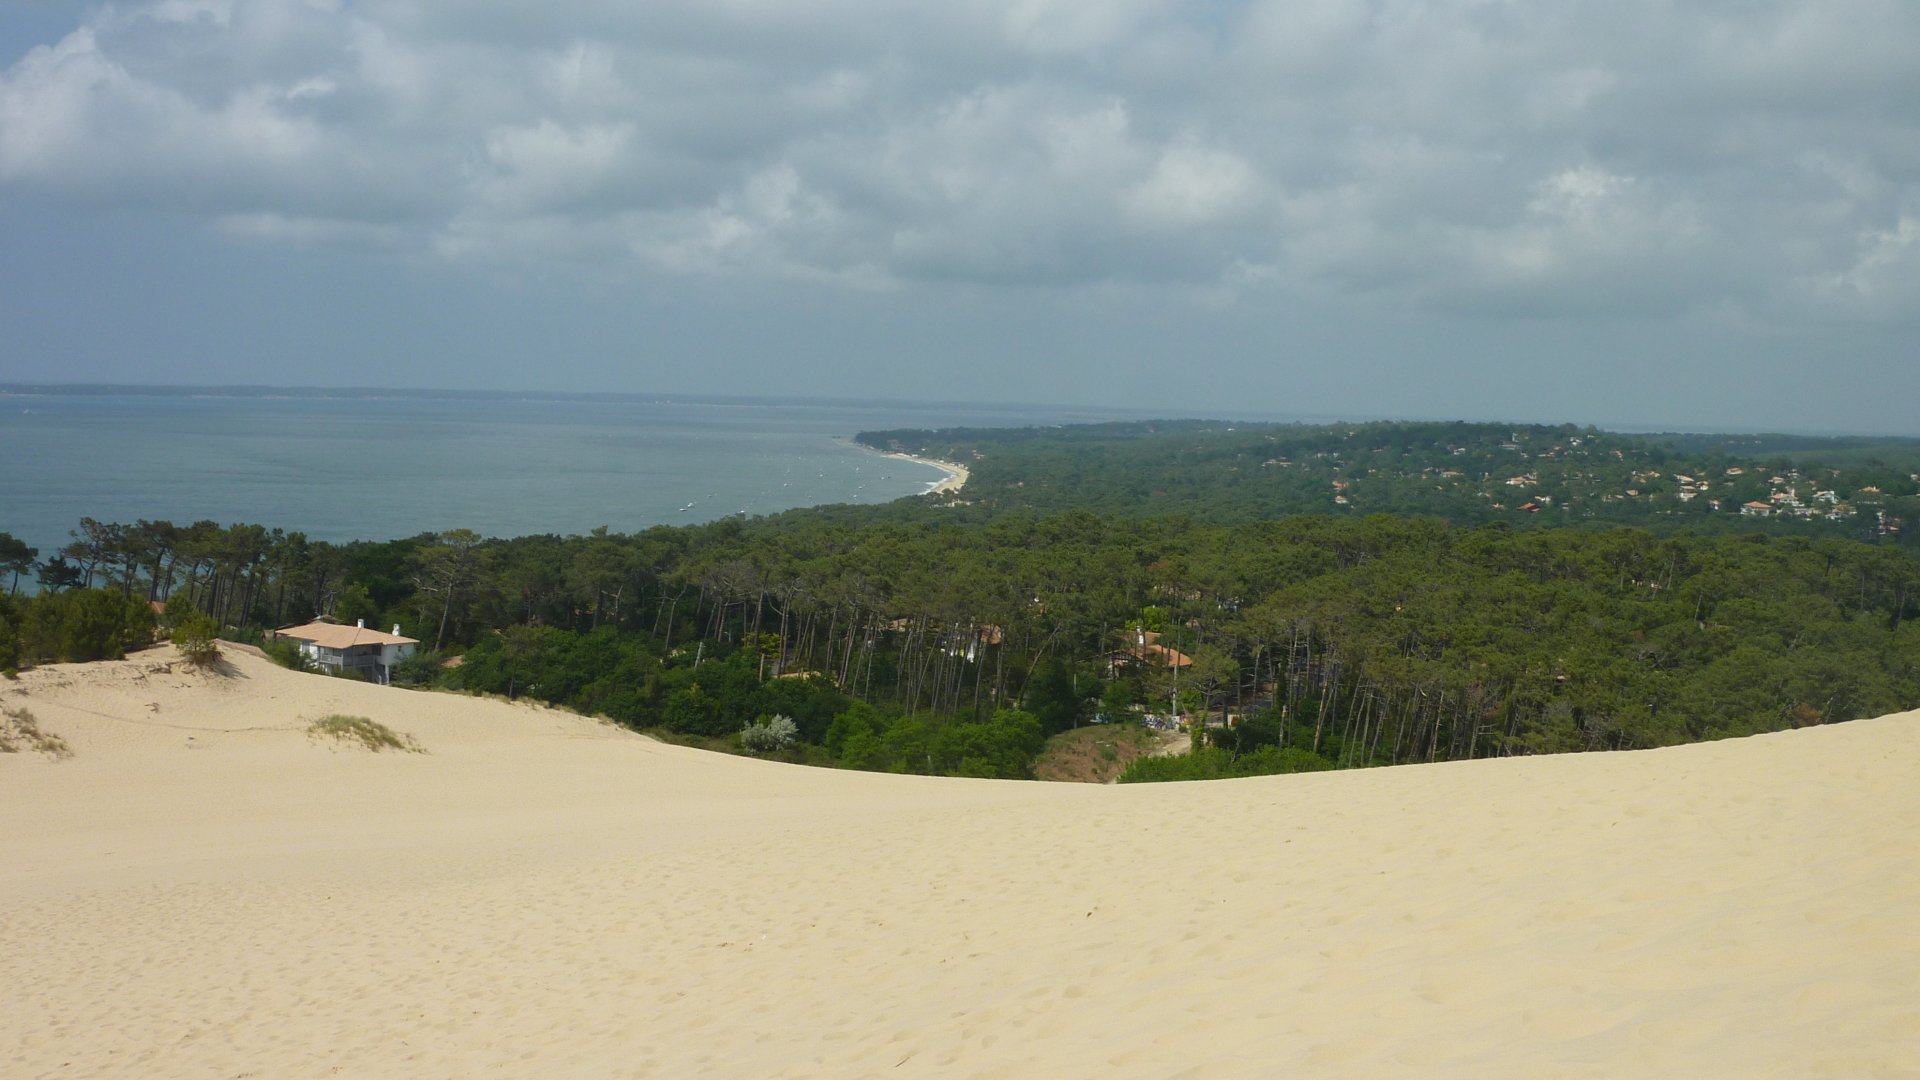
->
[3, 648, 1916, 1078]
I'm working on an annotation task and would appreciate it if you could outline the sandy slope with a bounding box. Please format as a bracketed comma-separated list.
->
[2, 647, 1915, 1078]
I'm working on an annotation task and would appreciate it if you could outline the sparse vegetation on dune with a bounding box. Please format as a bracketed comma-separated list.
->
[0, 705, 72, 759]
[307, 714, 423, 753]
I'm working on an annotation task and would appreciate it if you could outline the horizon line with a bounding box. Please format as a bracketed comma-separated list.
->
[4, 382, 1917, 441]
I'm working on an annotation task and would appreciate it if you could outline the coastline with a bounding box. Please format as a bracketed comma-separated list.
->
[12, 401, 1017, 560]
[843, 437, 970, 495]
[886, 450, 969, 494]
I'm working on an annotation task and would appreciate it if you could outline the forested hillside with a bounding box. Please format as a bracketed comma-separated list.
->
[856, 420, 1920, 540]
[7, 485, 1918, 780]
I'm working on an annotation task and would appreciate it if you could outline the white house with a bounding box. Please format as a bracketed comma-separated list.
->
[273, 619, 418, 685]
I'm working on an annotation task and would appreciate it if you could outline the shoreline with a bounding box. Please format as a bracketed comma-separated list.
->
[842, 437, 970, 495]
[885, 450, 969, 494]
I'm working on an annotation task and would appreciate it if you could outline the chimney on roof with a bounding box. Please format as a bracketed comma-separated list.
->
[356, 618, 365, 629]
[392, 624, 401, 636]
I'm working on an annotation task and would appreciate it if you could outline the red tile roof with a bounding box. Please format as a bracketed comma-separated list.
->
[273, 621, 417, 649]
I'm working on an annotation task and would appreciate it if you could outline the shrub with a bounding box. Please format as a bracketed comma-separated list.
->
[262, 637, 306, 670]
[20, 588, 155, 663]
[390, 649, 446, 687]
[1118, 748, 1233, 783]
[931, 708, 1045, 778]
[0, 593, 19, 670]
[1117, 745, 1336, 783]
[161, 593, 195, 629]
[824, 702, 887, 758]
[740, 713, 798, 753]
[171, 613, 222, 667]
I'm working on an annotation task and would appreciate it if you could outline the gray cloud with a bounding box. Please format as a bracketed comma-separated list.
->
[2, 0, 1916, 324]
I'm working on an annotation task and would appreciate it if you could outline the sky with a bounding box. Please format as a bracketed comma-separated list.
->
[2, 0, 1917, 433]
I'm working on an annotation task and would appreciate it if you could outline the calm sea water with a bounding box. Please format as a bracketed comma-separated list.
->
[0, 393, 1128, 561]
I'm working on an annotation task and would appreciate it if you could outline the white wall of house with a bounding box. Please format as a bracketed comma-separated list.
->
[283, 626, 415, 685]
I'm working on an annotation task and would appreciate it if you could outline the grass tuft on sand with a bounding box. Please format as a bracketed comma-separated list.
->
[308, 714, 423, 753]
[0, 706, 73, 759]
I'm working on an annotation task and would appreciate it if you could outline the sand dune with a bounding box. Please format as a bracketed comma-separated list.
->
[3, 647, 1915, 1078]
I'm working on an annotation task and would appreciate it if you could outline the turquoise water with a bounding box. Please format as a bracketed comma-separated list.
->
[0, 392, 1121, 560]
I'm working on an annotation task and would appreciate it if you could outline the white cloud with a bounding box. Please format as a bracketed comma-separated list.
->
[1125, 143, 1265, 229]
[0, 26, 324, 199]
[1466, 167, 1704, 292]
[1811, 215, 1920, 320]
[474, 119, 634, 213]
[2, 0, 1916, 321]
[0, 30, 111, 180]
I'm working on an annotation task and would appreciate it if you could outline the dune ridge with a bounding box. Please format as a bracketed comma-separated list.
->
[3, 647, 1915, 1078]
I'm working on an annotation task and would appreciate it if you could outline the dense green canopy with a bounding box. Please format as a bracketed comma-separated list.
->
[854, 419, 1920, 537]
[6, 419, 1918, 781]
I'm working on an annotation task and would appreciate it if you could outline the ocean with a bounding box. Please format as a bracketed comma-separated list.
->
[0, 391, 1131, 564]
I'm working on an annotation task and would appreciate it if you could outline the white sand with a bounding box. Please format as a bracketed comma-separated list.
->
[878, 449, 968, 494]
[3, 647, 1916, 1078]
[922, 458, 969, 494]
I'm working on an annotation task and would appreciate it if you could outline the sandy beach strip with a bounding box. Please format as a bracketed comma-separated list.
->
[843, 435, 970, 495]
[872, 448, 967, 494]
[893, 451, 968, 494]
[2, 647, 1916, 1078]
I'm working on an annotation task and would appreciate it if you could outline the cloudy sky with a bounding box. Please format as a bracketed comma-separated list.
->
[2, 0, 1916, 432]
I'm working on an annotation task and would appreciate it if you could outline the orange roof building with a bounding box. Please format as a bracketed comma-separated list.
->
[272, 619, 418, 685]
[1116, 630, 1192, 669]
